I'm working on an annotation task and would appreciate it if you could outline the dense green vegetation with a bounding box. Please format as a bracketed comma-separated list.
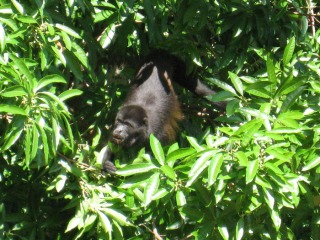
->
[0, 0, 319, 239]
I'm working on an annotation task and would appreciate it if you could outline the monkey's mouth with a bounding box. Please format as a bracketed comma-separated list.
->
[111, 136, 124, 145]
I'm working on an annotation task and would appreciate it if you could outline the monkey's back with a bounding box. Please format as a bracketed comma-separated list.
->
[123, 60, 183, 143]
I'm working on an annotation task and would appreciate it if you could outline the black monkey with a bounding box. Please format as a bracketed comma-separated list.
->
[102, 51, 226, 174]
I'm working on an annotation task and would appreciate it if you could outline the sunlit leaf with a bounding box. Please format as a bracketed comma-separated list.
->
[103, 208, 132, 226]
[0, 104, 27, 115]
[266, 55, 277, 83]
[143, 172, 160, 206]
[246, 159, 259, 184]
[1, 116, 25, 151]
[117, 163, 157, 176]
[176, 190, 186, 207]
[206, 77, 237, 95]
[59, 89, 83, 101]
[166, 148, 196, 163]
[160, 165, 176, 180]
[208, 153, 224, 186]
[97, 211, 112, 238]
[229, 71, 243, 96]
[302, 156, 320, 171]
[35, 74, 66, 92]
[150, 134, 165, 166]
[283, 37, 295, 66]
[55, 23, 81, 39]
[187, 150, 216, 187]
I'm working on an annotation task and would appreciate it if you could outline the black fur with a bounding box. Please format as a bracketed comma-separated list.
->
[102, 51, 226, 174]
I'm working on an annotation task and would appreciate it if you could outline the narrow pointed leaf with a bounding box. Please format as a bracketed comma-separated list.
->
[208, 153, 224, 186]
[59, 89, 83, 101]
[0, 104, 27, 115]
[35, 74, 66, 92]
[266, 55, 277, 83]
[187, 150, 215, 187]
[143, 172, 160, 206]
[229, 71, 243, 96]
[302, 156, 320, 171]
[150, 134, 165, 165]
[246, 159, 259, 184]
[116, 163, 157, 176]
[283, 37, 295, 65]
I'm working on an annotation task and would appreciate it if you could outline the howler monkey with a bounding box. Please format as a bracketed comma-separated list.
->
[102, 51, 226, 174]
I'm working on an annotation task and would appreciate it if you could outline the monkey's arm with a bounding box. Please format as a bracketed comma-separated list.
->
[101, 144, 117, 174]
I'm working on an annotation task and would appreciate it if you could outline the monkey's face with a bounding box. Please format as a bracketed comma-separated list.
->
[110, 105, 148, 148]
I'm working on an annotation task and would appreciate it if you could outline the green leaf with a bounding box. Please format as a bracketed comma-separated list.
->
[0, 24, 5, 52]
[0, 104, 27, 115]
[11, 0, 24, 14]
[266, 55, 277, 83]
[186, 136, 205, 152]
[25, 126, 31, 165]
[235, 218, 244, 240]
[143, 172, 160, 206]
[97, 211, 112, 238]
[59, 89, 83, 101]
[302, 156, 320, 171]
[63, 50, 83, 80]
[9, 54, 33, 81]
[269, 206, 281, 231]
[150, 134, 165, 166]
[245, 82, 273, 98]
[160, 165, 176, 180]
[71, 42, 88, 68]
[255, 174, 272, 189]
[100, 24, 116, 49]
[208, 153, 224, 186]
[246, 159, 259, 184]
[51, 45, 66, 66]
[206, 77, 237, 95]
[228, 71, 243, 96]
[217, 223, 229, 240]
[102, 208, 132, 226]
[55, 23, 81, 39]
[37, 91, 69, 112]
[283, 37, 295, 66]
[1, 86, 28, 97]
[166, 148, 196, 163]
[300, 16, 308, 36]
[36, 120, 49, 164]
[65, 216, 82, 232]
[55, 169, 67, 192]
[276, 76, 305, 97]
[116, 163, 157, 176]
[1, 116, 25, 151]
[262, 187, 275, 209]
[176, 190, 186, 207]
[16, 16, 37, 24]
[280, 85, 307, 112]
[35, 74, 66, 92]
[234, 151, 248, 167]
[60, 31, 72, 50]
[233, 119, 263, 136]
[206, 91, 235, 102]
[186, 150, 216, 187]
[31, 124, 39, 160]
[152, 188, 169, 200]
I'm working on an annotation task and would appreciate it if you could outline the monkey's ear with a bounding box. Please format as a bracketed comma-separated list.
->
[143, 117, 148, 124]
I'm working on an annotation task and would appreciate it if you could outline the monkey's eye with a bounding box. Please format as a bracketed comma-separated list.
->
[124, 121, 133, 127]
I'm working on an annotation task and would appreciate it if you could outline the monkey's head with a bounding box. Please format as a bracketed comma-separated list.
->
[110, 105, 148, 148]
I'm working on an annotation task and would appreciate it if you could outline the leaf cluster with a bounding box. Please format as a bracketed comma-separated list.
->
[0, 0, 320, 239]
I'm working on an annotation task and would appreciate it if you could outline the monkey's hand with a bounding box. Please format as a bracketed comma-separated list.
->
[101, 145, 117, 175]
[102, 159, 117, 174]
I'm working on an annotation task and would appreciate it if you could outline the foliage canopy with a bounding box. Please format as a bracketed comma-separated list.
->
[0, 0, 320, 239]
